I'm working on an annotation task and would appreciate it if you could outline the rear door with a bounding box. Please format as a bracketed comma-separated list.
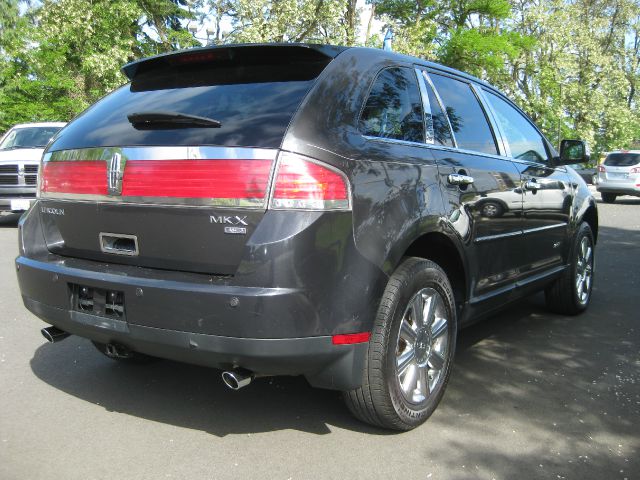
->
[421, 70, 525, 303]
[37, 46, 336, 275]
[481, 89, 572, 275]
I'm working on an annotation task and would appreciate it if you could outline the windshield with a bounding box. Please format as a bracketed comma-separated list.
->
[604, 153, 640, 167]
[0, 126, 62, 150]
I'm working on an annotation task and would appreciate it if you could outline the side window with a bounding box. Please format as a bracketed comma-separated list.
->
[485, 91, 549, 163]
[420, 72, 454, 147]
[360, 67, 424, 143]
[429, 73, 498, 155]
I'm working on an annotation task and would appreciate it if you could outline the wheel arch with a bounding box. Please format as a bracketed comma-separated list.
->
[403, 231, 468, 317]
[581, 203, 599, 245]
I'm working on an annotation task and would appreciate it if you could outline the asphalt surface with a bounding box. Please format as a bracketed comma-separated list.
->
[0, 189, 638, 480]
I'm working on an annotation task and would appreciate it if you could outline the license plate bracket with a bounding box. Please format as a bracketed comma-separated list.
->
[71, 284, 125, 320]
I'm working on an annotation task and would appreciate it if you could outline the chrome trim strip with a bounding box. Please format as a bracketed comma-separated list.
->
[40, 194, 265, 209]
[414, 67, 435, 144]
[522, 223, 567, 235]
[46, 146, 279, 162]
[469, 265, 566, 305]
[471, 84, 510, 157]
[475, 230, 523, 243]
[421, 70, 458, 148]
[475, 222, 567, 243]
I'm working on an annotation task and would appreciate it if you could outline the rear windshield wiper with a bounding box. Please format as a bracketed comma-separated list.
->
[127, 111, 222, 129]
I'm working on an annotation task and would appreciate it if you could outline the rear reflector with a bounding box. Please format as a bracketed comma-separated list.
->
[41, 161, 107, 195]
[270, 152, 350, 210]
[332, 332, 371, 345]
[122, 159, 272, 200]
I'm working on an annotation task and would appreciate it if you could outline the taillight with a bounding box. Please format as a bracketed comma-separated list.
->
[597, 165, 606, 172]
[40, 161, 107, 195]
[270, 152, 350, 210]
[122, 159, 272, 201]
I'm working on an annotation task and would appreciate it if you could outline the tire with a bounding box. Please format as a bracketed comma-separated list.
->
[480, 201, 504, 218]
[344, 258, 457, 431]
[91, 341, 157, 364]
[601, 192, 616, 203]
[545, 222, 594, 315]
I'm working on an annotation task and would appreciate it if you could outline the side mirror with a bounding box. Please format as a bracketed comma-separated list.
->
[558, 139, 590, 165]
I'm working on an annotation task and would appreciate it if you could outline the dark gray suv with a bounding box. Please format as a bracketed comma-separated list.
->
[16, 44, 597, 430]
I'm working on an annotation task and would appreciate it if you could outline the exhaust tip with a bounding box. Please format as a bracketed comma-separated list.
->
[222, 369, 253, 390]
[41, 326, 70, 343]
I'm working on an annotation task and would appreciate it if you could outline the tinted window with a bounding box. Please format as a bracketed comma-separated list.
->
[429, 74, 497, 155]
[360, 67, 424, 143]
[48, 57, 328, 151]
[420, 72, 453, 147]
[0, 126, 62, 150]
[604, 153, 640, 166]
[485, 91, 549, 163]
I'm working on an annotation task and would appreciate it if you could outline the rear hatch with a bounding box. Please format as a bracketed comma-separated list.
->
[37, 45, 341, 275]
[601, 152, 640, 184]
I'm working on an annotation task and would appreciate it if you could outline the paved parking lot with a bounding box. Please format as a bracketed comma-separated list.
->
[1, 190, 638, 480]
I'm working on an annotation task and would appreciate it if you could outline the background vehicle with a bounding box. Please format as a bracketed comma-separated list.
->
[596, 150, 640, 203]
[567, 163, 597, 185]
[0, 122, 66, 215]
[16, 45, 597, 431]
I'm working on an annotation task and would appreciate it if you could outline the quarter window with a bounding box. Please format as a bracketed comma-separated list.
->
[429, 73, 498, 155]
[485, 91, 549, 163]
[360, 68, 424, 143]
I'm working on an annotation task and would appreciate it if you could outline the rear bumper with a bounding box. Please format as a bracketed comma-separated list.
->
[596, 183, 640, 196]
[21, 294, 366, 390]
[15, 204, 385, 391]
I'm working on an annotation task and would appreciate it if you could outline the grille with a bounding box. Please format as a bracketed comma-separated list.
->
[0, 164, 18, 174]
[25, 175, 38, 185]
[24, 165, 39, 173]
[0, 176, 18, 185]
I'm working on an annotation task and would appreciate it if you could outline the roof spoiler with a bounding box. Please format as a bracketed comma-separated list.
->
[121, 43, 348, 80]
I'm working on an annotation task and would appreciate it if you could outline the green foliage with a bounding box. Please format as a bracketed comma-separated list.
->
[0, 0, 638, 154]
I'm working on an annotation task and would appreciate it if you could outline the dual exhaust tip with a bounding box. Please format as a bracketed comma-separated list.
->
[41, 326, 255, 390]
[221, 368, 254, 390]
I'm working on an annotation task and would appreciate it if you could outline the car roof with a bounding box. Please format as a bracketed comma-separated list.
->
[121, 43, 494, 90]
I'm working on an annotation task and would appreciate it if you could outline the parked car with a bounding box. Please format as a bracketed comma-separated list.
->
[0, 122, 66, 214]
[596, 150, 640, 203]
[16, 44, 598, 430]
[567, 163, 597, 185]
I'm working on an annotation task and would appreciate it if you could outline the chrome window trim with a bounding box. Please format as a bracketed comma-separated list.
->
[421, 71, 458, 148]
[414, 67, 435, 144]
[363, 135, 519, 163]
[471, 84, 510, 157]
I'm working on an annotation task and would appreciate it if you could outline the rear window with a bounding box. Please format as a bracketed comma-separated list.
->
[48, 48, 332, 151]
[604, 153, 640, 167]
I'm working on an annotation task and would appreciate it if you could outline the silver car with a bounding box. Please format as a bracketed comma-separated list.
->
[596, 150, 640, 203]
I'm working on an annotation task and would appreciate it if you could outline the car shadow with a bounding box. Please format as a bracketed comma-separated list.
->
[28, 295, 562, 437]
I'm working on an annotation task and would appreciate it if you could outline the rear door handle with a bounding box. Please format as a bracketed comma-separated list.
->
[447, 173, 474, 186]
